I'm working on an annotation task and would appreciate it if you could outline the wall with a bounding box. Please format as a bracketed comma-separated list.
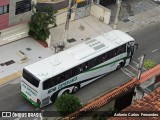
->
[0, 0, 37, 45]
[0, 0, 9, 30]
[90, 4, 111, 24]
[49, 9, 75, 27]
[0, 14, 9, 30]
[0, 0, 9, 6]
[9, 0, 32, 26]
[0, 23, 29, 45]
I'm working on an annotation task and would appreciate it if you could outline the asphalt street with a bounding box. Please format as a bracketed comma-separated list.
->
[0, 21, 160, 113]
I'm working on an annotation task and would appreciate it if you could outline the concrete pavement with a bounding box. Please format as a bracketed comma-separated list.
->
[0, 38, 54, 83]
[0, 15, 113, 85]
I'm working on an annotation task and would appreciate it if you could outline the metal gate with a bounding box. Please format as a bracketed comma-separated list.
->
[75, 0, 91, 20]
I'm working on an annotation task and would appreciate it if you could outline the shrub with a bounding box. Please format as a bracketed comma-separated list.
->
[55, 94, 82, 117]
[143, 60, 156, 70]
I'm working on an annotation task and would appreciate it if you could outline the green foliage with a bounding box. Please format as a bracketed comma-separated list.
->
[55, 94, 82, 117]
[143, 60, 157, 70]
[28, 5, 56, 41]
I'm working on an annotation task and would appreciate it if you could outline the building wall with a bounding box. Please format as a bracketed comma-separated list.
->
[0, 14, 9, 30]
[90, 4, 111, 24]
[0, 0, 9, 30]
[0, 0, 9, 6]
[0, 0, 37, 45]
[9, 0, 32, 26]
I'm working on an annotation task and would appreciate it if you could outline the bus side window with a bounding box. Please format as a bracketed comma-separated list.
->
[56, 74, 64, 84]
[64, 70, 72, 80]
[116, 44, 126, 55]
[90, 58, 97, 67]
[83, 62, 89, 71]
[102, 53, 106, 61]
[85, 62, 89, 69]
[43, 78, 55, 90]
[72, 67, 78, 76]
[107, 49, 116, 59]
[50, 77, 55, 87]
[97, 55, 104, 64]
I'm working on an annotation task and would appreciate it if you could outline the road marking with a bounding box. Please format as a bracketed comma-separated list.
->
[123, 67, 136, 76]
[121, 68, 136, 78]
[132, 60, 146, 71]
[0, 71, 22, 86]
[121, 68, 133, 78]
[152, 49, 158, 53]
[129, 64, 138, 72]
[132, 60, 138, 66]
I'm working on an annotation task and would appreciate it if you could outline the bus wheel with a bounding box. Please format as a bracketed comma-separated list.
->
[72, 85, 79, 93]
[51, 94, 57, 103]
[116, 62, 124, 70]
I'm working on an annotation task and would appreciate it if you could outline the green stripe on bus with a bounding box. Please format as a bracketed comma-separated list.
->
[85, 56, 130, 72]
[21, 92, 40, 108]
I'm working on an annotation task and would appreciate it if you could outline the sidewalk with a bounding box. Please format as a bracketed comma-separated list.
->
[0, 37, 54, 84]
[109, 0, 160, 32]
[116, 6, 160, 32]
[50, 15, 113, 49]
[0, 15, 113, 85]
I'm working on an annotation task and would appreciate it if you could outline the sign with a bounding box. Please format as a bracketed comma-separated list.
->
[1, 111, 41, 118]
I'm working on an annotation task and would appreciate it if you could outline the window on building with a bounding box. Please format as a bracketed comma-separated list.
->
[0, 5, 9, 15]
[15, 0, 31, 15]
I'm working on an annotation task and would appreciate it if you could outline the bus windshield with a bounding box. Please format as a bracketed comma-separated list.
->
[22, 69, 40, 88]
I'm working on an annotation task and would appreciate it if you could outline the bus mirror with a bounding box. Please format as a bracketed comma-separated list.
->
[134, 44, 138, 50]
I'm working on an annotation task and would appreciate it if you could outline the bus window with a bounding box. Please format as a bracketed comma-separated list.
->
[116, 44, 126, 55]
[102, 54, 107, 61]
[107, 49, 116, 59]
[56, 74, 64, 83]
[23, 69, 40, 88]
[64, 70, 72, 80]
[89, 58, 97, 67]
[43, 78, 55, 90]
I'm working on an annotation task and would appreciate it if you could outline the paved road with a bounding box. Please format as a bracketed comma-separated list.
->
[0, 22, 160, 113]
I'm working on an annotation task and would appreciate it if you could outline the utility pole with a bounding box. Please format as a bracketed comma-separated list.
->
[137, 54, 145, 80]
[113, 0, 122, 29]
[63, 0, 73, 48]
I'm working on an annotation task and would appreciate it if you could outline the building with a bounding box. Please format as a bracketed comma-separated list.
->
[0, 0, 111, 46]
[110, 87, 160, 120]
[66, 65, 160, 119]
[0, 0, 37, 45]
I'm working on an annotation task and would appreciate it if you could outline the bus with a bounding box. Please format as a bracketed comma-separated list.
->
[21, 30, 136, 108]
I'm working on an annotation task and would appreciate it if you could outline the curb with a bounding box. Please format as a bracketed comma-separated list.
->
[0, 71, 22, 85]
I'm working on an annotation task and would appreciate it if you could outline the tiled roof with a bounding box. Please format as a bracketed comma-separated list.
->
[110, 87, 160, 120]
[138, 64, 160, 84]
[67, 65, 160, 119]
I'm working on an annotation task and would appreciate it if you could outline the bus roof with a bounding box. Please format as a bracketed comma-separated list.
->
[24, 30, 134, 81]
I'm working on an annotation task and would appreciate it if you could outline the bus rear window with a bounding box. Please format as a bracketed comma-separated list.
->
[22, 69, 40, 88]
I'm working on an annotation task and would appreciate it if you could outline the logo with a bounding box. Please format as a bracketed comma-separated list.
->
[58, 76, 77, 89]
[2, 112, 11, 117]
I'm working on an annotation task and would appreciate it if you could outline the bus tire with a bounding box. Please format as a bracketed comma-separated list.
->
[116, 62, 124, 70]
[72, 85, 80, 93]
[50, 94, 57, 103]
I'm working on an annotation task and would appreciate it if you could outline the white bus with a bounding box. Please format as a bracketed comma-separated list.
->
[21, 30, 136, 108]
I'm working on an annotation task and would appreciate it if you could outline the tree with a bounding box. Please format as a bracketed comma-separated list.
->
[143, 60, 157, 70]
[55, 94, 82, 117]
[28, 5, 56, 41]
